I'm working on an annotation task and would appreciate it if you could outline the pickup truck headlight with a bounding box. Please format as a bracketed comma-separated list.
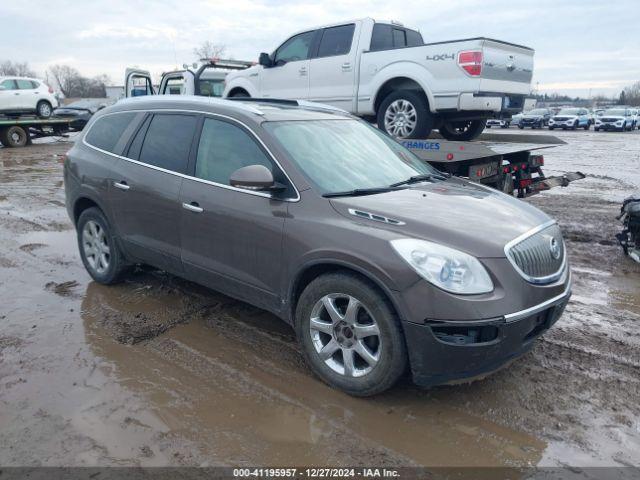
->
[390, 239, 494, 294]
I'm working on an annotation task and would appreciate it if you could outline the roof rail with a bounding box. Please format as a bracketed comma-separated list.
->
[227, 97, 349, 115]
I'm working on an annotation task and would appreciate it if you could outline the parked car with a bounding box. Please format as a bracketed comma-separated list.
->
[53, 98, 114, 130]
[510, 112, 524, 126]
[0, 76, 58, 118]
[517, 108, 552, 129]
[485, 119, 510, 128]
[594, 107, 635, 132]
[64, 96, 571, 396]
[221, 18, 535, 140]
[548, 108, 591, 130]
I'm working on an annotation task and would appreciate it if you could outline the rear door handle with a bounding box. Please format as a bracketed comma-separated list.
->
[299, 67, 307, 76]
[114, 181, 130, 190]
[182, 202, 203, 213]
[341, 62, 352, 71]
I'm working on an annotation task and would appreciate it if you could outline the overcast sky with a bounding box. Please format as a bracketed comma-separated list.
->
[1, 0, 638, 97]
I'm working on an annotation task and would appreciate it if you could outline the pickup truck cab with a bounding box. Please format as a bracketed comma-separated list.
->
[223, 18, 535, 140]
[125, 59, 255, 99]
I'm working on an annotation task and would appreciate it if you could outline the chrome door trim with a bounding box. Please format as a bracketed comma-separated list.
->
[82, 109, 301, 202]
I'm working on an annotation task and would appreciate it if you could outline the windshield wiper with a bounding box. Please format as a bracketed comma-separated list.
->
[322, 186, 403, 198]
[389, 172, 448, 188]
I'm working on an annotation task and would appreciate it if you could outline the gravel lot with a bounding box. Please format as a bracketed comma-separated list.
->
[0, 128, 639, 471]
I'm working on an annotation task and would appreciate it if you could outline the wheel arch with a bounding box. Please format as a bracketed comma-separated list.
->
[222, 76, 258, 98]
[72, 193, 109, 227]
[370, 67, 435, 115]
[287, 259, 407, 328]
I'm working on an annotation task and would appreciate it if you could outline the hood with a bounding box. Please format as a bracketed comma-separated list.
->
[329, 179, 550, 258]
[523, 114, 543, 119]
[600, 115, 625, 120]
[552, 115, 577, 120]
[227, 65, 260, 81]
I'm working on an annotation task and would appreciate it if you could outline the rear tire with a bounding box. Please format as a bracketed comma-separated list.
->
[377, 90, 433, 139]
[0, 126, 29, 147]
[77, 207, 129, 285]
[295, 272, 407, 396]
[36, 100, 53, 118]
[439, 119, 486, 141]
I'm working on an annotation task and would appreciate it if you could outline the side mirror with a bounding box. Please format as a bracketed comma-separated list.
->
[230, 165, 283, 192]
[259, 52, 273, 68]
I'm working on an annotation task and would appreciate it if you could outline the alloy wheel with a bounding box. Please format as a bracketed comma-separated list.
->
[309, 294, 381, 377]
[384, 99, 417, 138]
[82, 220, 110, 274]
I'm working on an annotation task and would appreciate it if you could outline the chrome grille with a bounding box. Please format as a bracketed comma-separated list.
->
[505, 222, 565, 284]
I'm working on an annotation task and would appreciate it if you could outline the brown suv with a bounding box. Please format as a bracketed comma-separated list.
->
[64, 96, 571, 396]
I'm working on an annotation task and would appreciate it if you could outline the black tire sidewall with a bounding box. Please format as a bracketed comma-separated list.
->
[77, 207, 126, 284]
[439, 119, 487, 141]
[295, 273, 407, 396]
[1, 126, 28, 147]
[377, 90, 433, 139]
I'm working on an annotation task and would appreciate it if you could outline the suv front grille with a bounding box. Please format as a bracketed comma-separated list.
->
[505, 222, 565, 284]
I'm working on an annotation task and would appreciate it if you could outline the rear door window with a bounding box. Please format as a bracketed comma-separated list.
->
[138, 113, 198, 173]
[85, 112, 137, 153]
[194, 117, 274, 185]
[16, 79, 34, 90]
[316, 24, 355, 58]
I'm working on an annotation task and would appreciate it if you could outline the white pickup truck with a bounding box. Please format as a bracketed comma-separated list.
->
[223, 18, 535, 140]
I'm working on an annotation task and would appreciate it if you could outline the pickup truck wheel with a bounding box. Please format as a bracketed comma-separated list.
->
[377, 90, 432, 139]
[229, 90, 250, 98]
[0, 126, 29, 148]
[439, 119, 487, 141]
[296, 272, 407, 396]
[36, 100, 53, 118]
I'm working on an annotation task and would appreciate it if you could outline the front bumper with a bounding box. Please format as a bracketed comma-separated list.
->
[399, 270, 572, 387]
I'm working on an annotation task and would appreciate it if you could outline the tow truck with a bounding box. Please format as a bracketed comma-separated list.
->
[401, 132, 585, 197]
[0, 114, 76, 148]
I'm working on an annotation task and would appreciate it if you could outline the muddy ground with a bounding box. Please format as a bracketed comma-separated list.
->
[0, 130, 639, 472]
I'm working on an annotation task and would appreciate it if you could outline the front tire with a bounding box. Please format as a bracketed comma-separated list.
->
[77, 207, 129, 284]
[439, 119, 486, 141]
[377, 90, 433, 139]
[295, 272, 407, 396]
[36, 100, 53, 118]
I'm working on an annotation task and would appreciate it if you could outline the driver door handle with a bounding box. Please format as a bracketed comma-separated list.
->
[182, 202, 203, 213]
[114, 181, 130, 191]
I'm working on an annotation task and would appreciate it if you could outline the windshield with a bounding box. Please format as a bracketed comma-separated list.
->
[558, 108, 581, 115]
[528, 109, 547, 115]
[264, 119, 439, 195]
[604, 109, 626, 116]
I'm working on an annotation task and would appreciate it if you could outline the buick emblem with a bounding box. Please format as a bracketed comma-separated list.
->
[549, 237, 561, 260]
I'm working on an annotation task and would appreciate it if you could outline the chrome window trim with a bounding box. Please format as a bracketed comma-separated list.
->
[82, 108, 301, 202]
[504, 271, 571, 323]
[503, 220, 566, 285]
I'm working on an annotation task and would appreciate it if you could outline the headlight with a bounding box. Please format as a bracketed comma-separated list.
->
[390, 239, 494, 294]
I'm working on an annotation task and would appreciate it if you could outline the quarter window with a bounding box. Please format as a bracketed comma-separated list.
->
[139, 114, 197, 173]
[85, 112, 137, 153]
[317, 24, 355, 58]
[275, 31, 315, 64]
[195, 118, 273, 186]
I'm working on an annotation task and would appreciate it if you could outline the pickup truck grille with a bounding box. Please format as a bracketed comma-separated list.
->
[506, 223, 565, 284]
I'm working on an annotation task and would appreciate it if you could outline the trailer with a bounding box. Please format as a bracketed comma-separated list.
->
[0, 115, 75, 148]
[401, 132, 585, 198]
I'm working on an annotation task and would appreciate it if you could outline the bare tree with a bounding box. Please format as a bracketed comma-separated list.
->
[0, 60, 36, 77]
[193, 41, 227, 60]
[622, 81, 640, 106]
[48, 64, 109, 98]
